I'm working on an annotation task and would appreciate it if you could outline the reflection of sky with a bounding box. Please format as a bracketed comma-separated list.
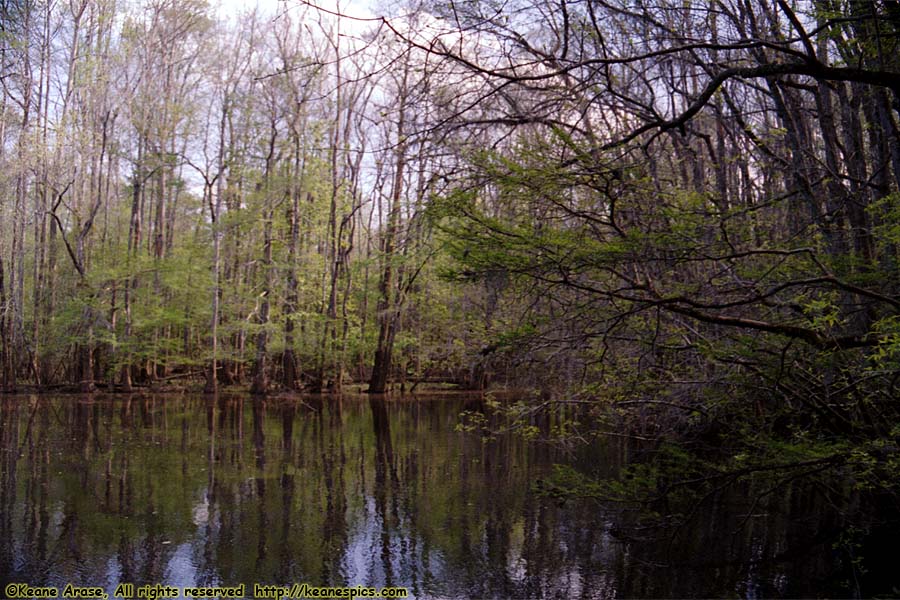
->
[163, 543, 198, 588]
[91, 492, 442, 599]
[71, 487, 595, 600]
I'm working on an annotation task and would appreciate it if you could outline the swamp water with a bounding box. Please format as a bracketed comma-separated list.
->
[0, 394, 885, 598]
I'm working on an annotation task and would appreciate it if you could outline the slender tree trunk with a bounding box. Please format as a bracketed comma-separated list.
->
[282, 137, 302, 390]
[206, 95, 229, 393]
[120, 162, 143, 392]
[0, 256, 10, 392]
[250, 128, 276, 395]
[31, 3, 52, 388]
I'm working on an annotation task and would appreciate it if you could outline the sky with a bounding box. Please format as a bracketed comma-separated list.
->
[215, 0, 376, 24]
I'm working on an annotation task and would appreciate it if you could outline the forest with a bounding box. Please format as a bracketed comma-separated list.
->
[2, 0, 900, 590]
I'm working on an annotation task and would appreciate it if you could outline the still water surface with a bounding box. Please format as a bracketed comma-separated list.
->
[0, 394, 864, 598]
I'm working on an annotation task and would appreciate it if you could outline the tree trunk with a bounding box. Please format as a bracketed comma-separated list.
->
[250, 201, 273, 395]
[282, 147, 302, 390]
[206, 95, 229, 394]
[0, 257, 12, 392]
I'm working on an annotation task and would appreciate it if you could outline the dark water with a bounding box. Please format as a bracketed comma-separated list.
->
[0, 394, 879, 598]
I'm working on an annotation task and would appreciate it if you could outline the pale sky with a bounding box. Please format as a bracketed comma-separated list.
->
[215, 0, 376, 23]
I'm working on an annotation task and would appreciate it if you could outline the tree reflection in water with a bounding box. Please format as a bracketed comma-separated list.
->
[0, 394, 875, 597]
